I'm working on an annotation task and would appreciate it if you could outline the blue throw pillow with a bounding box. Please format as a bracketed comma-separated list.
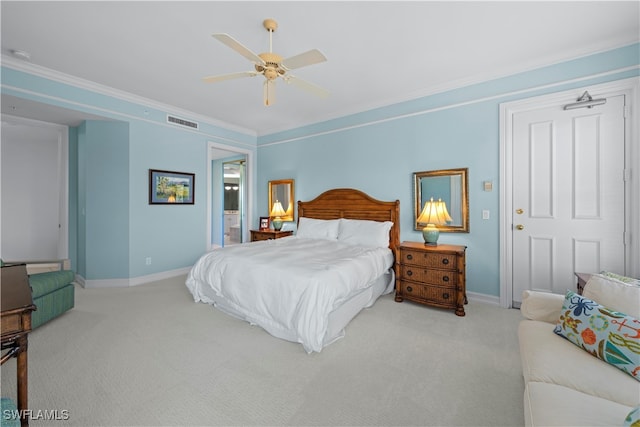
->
[554, 290, 640, 381]
[624, 405, 640, 427]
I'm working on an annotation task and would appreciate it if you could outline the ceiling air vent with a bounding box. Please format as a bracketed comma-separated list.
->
[167, 115, 199, 130]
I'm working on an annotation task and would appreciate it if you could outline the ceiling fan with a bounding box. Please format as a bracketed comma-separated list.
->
[203, 18, 329, 106]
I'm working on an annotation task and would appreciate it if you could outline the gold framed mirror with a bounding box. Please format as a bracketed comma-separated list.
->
[268, 179, 295, 222]
[414, 168, 469, 232]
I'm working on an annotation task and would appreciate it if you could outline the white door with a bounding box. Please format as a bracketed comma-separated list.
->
[511, 95, 626, 304]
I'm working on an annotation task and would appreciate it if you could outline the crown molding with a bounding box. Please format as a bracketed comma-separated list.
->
[259, 66, 639, 147]
[1, 55, 257, 137]
[257, 40, 640, 136]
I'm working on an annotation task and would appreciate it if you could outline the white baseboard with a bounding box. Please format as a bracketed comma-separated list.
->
[466, 291, 500, 306]
[128, 267, 191, 287]
[78, 267, 191, 288]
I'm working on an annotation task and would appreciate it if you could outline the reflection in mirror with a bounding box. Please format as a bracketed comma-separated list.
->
[268, 179, 295, 222]
[414, 168, 469, 233]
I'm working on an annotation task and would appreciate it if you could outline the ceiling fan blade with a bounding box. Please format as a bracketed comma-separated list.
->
[285, 76, 329, 99]
[212, 33, 265, 65]
[203, 71, 258, 83]
[281, 49, 327, 70]
[264, 80, 276, 106]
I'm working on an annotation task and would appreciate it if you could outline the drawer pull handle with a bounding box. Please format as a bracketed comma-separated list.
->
[443, 293, 450, 299]
[443, 276, 449, 282]
[406, 254, 413, 260]
[407, 286, 413, 292]
[407, 270, 413, 277]
[442, 259, 449, 265]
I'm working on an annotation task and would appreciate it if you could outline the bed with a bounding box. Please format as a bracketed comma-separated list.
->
[185, 188, 400, 353]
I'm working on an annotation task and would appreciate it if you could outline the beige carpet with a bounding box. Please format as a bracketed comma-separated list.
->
[1, 275, 525, 426]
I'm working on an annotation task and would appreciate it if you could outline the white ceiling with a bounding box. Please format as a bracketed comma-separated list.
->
[1, 1, 639, 136]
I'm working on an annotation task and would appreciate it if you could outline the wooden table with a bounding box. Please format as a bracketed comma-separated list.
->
[250, 229, 293, 242]
[574, 272, 593, 295]
[1, 264, 36, 426]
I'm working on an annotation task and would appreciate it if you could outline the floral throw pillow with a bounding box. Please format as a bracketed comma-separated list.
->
[554, 290, 640, 381]
[625, 406, 640, 427]
[599, 271, 640, 287]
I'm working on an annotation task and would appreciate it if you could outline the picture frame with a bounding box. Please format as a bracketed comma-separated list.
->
[259, 216, 270, 230]
[149, 169, 195, 205]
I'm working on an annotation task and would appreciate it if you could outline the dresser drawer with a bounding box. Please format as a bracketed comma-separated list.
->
[1, 313, 23, 337]
[396, 242, 467, 316]
[399, 265, 457, 286]
[251, 231, 273, 241]
[398, 281, 457, 307]
[250, 230, 293, 242]
[400, 248, 457, 269]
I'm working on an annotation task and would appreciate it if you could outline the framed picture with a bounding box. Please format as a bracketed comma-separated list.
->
[259, 216, 270, 230]
[149, 169, 195, 205]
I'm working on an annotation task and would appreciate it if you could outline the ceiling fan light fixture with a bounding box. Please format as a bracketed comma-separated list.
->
[258, 52, 282, 64]
[264, 68, 278, 80]
[205, 18, 328, 105]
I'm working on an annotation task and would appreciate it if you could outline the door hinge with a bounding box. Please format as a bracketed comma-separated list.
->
[624, 105, 630, 118]
[623, 168, 631, 182]
[624, 231, 630, 245]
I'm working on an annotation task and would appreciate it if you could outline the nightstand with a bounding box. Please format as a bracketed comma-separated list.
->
[575, 272, 593, 295]
[395, 241, 467, 316]
[250, 229, 293, 242]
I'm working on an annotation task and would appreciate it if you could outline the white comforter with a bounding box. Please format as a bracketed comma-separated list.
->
[185, 236, 394, 352]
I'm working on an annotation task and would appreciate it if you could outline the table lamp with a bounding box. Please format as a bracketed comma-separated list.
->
[270, 200, 286, 231]
[417, 197, 453, 245]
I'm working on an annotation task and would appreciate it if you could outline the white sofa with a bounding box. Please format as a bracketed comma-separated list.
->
[518, 274, 640, 426]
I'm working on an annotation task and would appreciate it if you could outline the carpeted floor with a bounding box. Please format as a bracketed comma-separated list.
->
[1, 274, 525, 426]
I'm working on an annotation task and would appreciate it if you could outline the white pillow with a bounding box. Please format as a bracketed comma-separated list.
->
[519, 290, 565, 323]
[583, 274, 640, 318]
[296, 217, 340, 240]
[338, 219, 393, 248]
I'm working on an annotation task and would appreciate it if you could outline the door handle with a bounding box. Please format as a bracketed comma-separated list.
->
[516, 224, 524, 230]
[516, 209, 524, 214]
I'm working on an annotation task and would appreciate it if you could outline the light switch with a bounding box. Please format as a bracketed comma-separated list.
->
[482, 210, 490, 220]
[483, 181, 493, 192]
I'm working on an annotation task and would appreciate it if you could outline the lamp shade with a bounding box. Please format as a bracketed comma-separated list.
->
[270, 201, 286, 217]
[417, 197, 452, 225]
[417, 198, 452, 245]
[270, 200, 286, 231]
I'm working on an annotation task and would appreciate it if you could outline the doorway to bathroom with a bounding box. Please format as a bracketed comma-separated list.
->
[207, 141, 254, 250]
[223, 160, 244, 246]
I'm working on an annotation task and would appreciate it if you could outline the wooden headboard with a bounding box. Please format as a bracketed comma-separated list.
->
[297, 188, 400, 256]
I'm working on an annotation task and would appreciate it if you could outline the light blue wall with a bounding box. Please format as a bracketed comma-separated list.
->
[68, 126, 79, 274]
[257, 43, 640, 298]
[127, 121, 214, 278]
[2, 43, 637, 292]
[78, 120, 130, 279]
[1, 66, 257, 282]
